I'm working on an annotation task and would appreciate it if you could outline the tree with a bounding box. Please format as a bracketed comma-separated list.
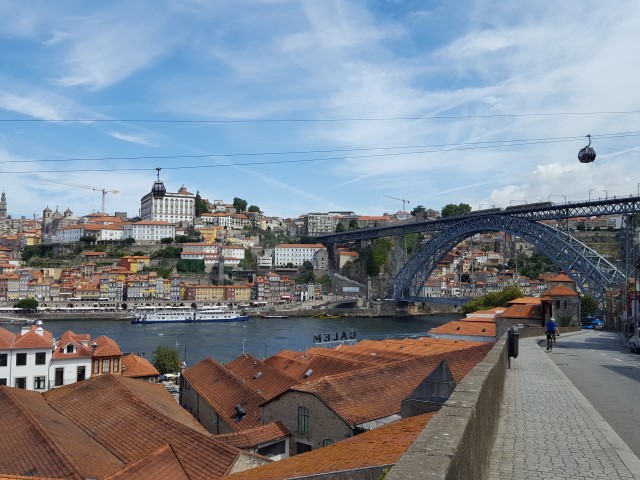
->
[79, 235, 97, 244]
[160, 237, 174, 244]
[334, 223, 345, 233]
[297, 260, 315, 284]
[238, 249, 255, 269]
[195, 191, 210, 217]
[359, 237, 393, 276]
[441, 203, 472, 218]
[580, 294, 599, 317]
[15, 297, 38, 311]
[151, 345, 182, 374]
[123, 237, 135, 245]
[248, 205, 261, 213]
[176, 259, 205, 273]
[233, 197, 248, 213]
[411, 205, 426, 216]
[348, 219, 359, 230]
[21, 245, 42, 262]
[461, 285, 524, 315]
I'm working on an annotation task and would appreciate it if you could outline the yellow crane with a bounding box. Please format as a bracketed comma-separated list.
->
[383, 194, 411, 212]
[45, 180, 119, 214]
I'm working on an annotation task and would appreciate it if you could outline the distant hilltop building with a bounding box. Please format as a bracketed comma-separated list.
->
[0, 191, 6, 219]
[41, 206, 79, 242]
[139, 170, 195, 226]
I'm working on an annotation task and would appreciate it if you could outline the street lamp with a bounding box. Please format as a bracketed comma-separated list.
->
[588, 189, 608, 201]
[547, 194, 567, 204]
[478, 203, 495, 210]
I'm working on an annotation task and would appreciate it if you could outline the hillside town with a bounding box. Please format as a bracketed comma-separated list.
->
[0, 177, 626, 310]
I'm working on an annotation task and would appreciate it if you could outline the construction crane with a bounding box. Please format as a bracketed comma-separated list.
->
[383, 194, 411, 212]
[45, 180, 119, 214]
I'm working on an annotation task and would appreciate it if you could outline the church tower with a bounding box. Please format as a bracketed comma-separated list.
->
[0, 191, 7, 218]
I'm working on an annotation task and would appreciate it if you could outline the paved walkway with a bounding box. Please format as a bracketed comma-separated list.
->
[488, 335, 640, 480]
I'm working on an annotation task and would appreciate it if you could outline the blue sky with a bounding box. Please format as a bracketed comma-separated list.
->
[1, 0, 640, 220]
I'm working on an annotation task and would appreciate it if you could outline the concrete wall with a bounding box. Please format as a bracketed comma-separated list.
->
[262, 391, 353, 454]
[386, 334, 508, 480]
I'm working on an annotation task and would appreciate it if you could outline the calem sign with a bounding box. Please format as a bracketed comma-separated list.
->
[313, 330, 356, 344]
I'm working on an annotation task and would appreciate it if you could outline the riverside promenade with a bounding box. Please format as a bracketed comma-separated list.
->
[488, 335, 640, 480]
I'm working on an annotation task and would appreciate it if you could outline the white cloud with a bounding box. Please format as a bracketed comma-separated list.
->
[109, 132, 153, 146]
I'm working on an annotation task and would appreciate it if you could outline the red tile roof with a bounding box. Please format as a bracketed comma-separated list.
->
[0, 386, 123, 479]
[121, 354, 160, 378]
[0, 327, 14, 349]
[91, 335, 122, 357]
[222, 412, 436, 480]
[44, 375, 261, 479]
[226, 353, 297, 400]
[273, 344, 493, 426]
[215, 422, 290, 449]
[429, 320, 496, 337]
[542, 285, 580, 297]
[13, 326, 53, 349]
[103, 444, 189, 480]
[182, 358, 266, 431]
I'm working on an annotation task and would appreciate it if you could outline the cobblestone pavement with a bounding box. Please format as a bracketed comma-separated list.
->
[488, 336, 640, 480]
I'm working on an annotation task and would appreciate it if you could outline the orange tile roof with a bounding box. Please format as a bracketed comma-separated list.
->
[44, 374, 256, 479]
[264, 350, 366, 381]
[52, 330, 93, 360]
[551, 272, 573, 282]
[122, 354, 160, 378]
[226, 353, 297, 400]
[182, 358, 265, 431]
[215, 422, 290, 449]
[91, 335, 122, 357]
[222, 413, 436, 480]
[507, 297, 542, 305]
[496, 304, 541, 320]
[13, 325, 53, 349]
[429, 321, 496, 337]
[103, 444, 189, 480]
[279, 344, 493, 426]
[543, 285, 579, 297]
[0, 386, 123, 479]
[0, 327, 14, 349]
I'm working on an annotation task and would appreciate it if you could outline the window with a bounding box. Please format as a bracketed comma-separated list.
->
[113, 358, 119, 373]
[77, 366, 86, 382]
[66, 344, 74, 353]
[563, 300, 567, 309]
[102, 359, 110, 373]
[296, 442, 312, 454]
[16, 353, 27, 366]
[0, 353, 6, 367]
[55, 368, 64, 386]
[0, 378, 6, 386]
[35, 352, 46, 365]
[555, 300, 560, 309]
[297, 406, 310, 434]
[322, 439, 334, 447]
[15, 377, 26, 389]
[34, 376, 46, 390]
[93, 360, 99, 374]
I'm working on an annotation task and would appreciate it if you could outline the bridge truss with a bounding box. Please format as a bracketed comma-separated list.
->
[395, 215, 624, 303]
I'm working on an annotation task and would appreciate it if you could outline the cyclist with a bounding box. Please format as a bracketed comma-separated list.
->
[545, 317, 560, 351]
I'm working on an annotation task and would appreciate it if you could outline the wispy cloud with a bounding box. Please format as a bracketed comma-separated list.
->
[108, 132, 154, 146]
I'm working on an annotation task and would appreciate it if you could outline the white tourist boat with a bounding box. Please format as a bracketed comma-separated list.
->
[131, 305, 249, 324]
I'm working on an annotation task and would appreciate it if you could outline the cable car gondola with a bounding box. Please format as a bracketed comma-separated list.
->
[578, 134, 596, 163]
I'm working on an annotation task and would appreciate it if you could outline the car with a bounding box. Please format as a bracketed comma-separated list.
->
[630, 328, 640, 353]
[592, 319, 604, 331]
[581, 317, 596, 329]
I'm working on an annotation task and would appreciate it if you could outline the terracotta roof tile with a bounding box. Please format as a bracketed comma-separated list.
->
[215, 422, 290, 449]
[44, 374, 252, 479]
[496, 304, 541, 319]
[429, 321, 496, 337]
[0, 327, 14, 349]
[182, 358, 266, 431]
[0, 386, 123, 479]
[226, 353, 297, 400]
[91, 335, 122, 357]
[121, 354, 160, 378]
[12, 326, 53, 349]
[264, 350, 366, 381]
[279, 344, 493, 426]
[543, 285, 579, 297]
[222, 413, 435, 480]
[103, 444, 190, 480]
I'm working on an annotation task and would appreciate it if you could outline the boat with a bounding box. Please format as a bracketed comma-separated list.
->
[131, 305, 249, 324]
[259, 313, 288, 319]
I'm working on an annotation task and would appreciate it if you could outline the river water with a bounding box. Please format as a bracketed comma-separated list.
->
[6, 314, 455, 366]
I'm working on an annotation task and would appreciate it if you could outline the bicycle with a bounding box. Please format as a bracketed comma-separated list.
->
[546, 333, 554, 352]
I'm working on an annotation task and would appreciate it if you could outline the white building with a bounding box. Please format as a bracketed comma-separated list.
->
[140, 176, 196, 225]
[273, 243, 327, 268]
[0, 325, 52, 390]
[57, 224, 124, 244]
[199, 212, 250, 230]
[180, 243, 245, 271]
[303, 213, 338, 236]
[122, 221, 176, 243]
[50, 331, 92, 389]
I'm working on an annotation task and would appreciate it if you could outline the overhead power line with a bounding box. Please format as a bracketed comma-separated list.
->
[1, 131, 639, 170]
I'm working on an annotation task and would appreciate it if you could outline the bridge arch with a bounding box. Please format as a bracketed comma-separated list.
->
[394, 215, 624, 302]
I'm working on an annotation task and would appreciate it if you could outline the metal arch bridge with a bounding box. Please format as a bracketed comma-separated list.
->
[316, 196, 640, 303]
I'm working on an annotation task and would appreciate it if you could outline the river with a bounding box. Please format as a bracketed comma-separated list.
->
[5, 314, 456, 366]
